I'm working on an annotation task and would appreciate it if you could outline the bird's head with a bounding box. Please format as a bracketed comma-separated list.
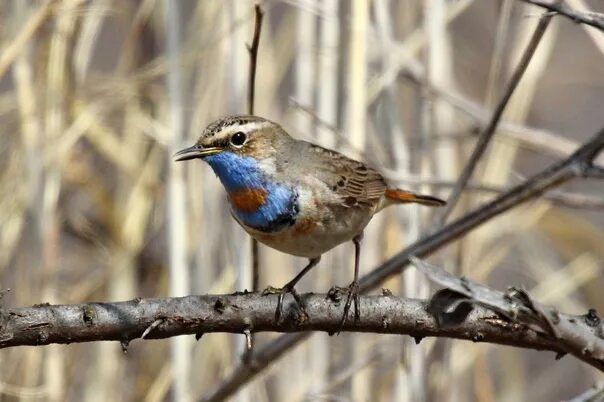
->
[174, 115, 292, 192]
[174, 115, 285, 163]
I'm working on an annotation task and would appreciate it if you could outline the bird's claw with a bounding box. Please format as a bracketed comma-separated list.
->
[338, 281, 360, 330]
[262, 284, 305, 321]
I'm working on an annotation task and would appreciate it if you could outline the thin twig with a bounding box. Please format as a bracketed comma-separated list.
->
[244, 3, 264, 365]
[437, 9, 556, 225]
[247, 4, 264, 116]
[200, 127, 604, 402]
[519, 0, 604, 32]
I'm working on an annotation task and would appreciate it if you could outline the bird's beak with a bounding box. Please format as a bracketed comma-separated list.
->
[173, 145, 223, 161]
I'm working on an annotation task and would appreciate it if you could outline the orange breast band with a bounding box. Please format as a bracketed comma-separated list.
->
[229, 188, 268, 213]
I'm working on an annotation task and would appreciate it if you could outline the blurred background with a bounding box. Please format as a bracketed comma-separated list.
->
[0, 0, 603, 401]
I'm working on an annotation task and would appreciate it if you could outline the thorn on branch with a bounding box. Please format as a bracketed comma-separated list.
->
[141, 318, 164, 339]
[243, 328, 252, 351]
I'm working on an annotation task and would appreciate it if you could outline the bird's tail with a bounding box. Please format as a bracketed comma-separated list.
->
[384, 189, 446, 207]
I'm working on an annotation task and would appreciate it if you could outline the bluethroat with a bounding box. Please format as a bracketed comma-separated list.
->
[175, 115, 445, 323]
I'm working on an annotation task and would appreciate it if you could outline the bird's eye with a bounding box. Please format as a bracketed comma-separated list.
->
[230, 132, 247, 147]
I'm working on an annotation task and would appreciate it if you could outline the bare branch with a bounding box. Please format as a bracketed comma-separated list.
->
[1, 292, 602, 371]
[519, 0, 604, 32]
[201, 127, 604, 402]
[438, 9, 556, 224]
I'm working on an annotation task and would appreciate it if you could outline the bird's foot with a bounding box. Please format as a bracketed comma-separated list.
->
[262, 284, 304, 321]
[336, 280, 360, 330]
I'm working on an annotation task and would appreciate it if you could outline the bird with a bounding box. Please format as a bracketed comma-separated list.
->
[174, 115, 446, 324]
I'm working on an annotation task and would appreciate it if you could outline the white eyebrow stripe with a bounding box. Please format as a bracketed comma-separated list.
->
[239, 121, 271, 133]
[204, 119, 272, 143]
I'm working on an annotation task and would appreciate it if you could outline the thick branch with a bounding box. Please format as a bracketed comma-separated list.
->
[1, 293, 602, 372]
[519, 0, 604, 32]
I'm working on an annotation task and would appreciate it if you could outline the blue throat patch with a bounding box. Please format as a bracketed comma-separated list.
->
[204, 152, 298, 232]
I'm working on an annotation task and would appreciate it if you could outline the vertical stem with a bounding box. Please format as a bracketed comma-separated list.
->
[248, 4, 263, 296]
[243, 4, 264, 368]
[165, 1, 191, 401]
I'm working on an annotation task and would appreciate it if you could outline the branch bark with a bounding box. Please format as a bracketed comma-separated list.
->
[2, 292, 602, 372]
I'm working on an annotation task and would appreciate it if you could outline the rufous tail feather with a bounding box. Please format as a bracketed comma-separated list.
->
[384, 189, 446, 207]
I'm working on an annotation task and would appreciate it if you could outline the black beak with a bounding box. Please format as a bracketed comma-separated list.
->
[173, 145, 222, 161]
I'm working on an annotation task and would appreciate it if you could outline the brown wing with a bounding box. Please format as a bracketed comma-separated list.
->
[300, 142, 387, 208]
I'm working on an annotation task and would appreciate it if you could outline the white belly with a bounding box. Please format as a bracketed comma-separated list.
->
[237, 202, 375, 258]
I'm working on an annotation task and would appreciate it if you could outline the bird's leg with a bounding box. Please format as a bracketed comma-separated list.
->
[340, 233, 363, 328]
[262, 256, 321, 320]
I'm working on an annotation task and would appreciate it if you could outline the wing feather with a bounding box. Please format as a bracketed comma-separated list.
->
[299, 142, 387, 208]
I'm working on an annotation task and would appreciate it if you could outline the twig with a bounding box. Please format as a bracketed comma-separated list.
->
[2, 293, 602, 371]
[200, 127, 604, 402]
[244, 3, 264, 365]
[437, 9, 556, 225]
[247, 4, 264, 116]
[519, 0, 604, 32]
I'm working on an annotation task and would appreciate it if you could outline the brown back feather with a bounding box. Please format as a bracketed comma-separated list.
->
[299, 142, 387, 208]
